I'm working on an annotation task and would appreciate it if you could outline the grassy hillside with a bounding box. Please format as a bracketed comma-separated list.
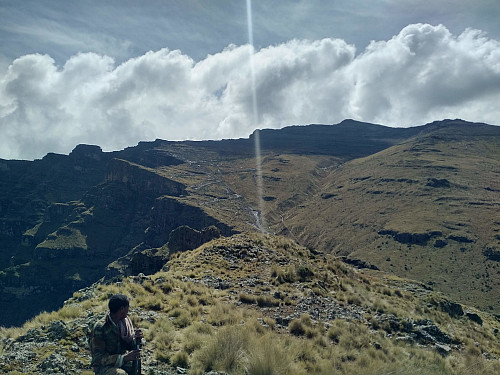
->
[1, 119, 499, 332]
[1, 233, 499, 374]
[262, 122, 500, 314]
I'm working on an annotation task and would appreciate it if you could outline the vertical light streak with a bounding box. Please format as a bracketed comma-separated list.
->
[246, 0, 266, 232]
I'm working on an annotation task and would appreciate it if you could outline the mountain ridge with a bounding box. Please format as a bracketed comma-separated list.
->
[1, 232, 500, 374]
[0, 118, 499, 327]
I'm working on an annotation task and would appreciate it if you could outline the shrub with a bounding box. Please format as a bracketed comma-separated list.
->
[191, 325, 247, 374]
[289, 319, 306, 336]
[239, 293, 257, 304]
[171, 350, 189, 368]
[297, 265, 314, 281]
[246, 334, 292, 375]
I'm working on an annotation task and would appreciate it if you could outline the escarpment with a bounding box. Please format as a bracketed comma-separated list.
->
[105, 158, 186, 197]
[1, 119, 500, 327]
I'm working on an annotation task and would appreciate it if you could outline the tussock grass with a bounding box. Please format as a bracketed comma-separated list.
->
[171, 350, 189, 368]
[191, 325, 248, 375]
[112, 235, 500, 374]
[182, 322, 213, 354]
[148, 317, 177, 363]
[246, 334, 296, 375]
[255, 295, 280, 307]
[289, 314, 319, 338]
[207, 302, 243, 326]
[0, 326, 24, 341]
[3, 233, 500, 375]
[239, 292, 256, 304]
[136, 293, 164, 311]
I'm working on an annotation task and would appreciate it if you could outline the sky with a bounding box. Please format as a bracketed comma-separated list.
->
[1, 0, 499, 160]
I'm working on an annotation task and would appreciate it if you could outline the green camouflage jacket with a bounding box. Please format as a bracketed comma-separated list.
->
[90, 314, 137, 372]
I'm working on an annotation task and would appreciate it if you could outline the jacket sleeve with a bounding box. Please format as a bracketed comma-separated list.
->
[91, 324, 123, 368]
[125, 337, 138, 351]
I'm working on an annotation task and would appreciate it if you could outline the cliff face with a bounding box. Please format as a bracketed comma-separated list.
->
[0, 144, 234, 327]
[105, 158, 186, 197]
[1, 119, 499, 327]
[146, 197, 233, 247]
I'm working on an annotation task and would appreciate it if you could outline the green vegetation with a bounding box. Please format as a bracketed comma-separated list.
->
[36, 226, 88, 251]
[280, 134, 500, 315]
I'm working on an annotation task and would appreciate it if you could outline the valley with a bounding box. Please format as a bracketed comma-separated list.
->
[0, 119, 499, 327]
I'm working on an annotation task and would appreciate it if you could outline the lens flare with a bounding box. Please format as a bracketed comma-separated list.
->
[246, 0, 266, 232]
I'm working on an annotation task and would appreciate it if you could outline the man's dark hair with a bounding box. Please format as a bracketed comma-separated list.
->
[108, 294, 129, 313]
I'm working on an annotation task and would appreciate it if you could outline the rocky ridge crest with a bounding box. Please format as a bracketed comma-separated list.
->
[1, 233, 499, 374]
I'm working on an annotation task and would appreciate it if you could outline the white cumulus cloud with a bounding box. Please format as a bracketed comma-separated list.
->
[1, 23, 499, 160]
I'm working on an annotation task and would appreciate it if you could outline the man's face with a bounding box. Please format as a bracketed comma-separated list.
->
[119, 305, 129, 319]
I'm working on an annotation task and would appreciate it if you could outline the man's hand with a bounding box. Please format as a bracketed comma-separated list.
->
[123, 349, 141, 362]
[135, 328, 143, 340]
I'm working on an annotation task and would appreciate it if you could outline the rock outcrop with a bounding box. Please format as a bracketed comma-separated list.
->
[426, 178, 451, 188]
[167, 225, 222, 254]
[106, 158, 186, 197]
[146, 198, 232, 248]
[128, 247, 169, 276]
[378, 229, 442, 246]
[484, 246, 500, 261]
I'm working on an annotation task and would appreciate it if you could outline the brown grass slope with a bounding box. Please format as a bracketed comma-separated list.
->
[1, 233, 500, 374]
[265, 122, 500, 314]
[152, 121, 500, 315]
[2, 118, 498, 333]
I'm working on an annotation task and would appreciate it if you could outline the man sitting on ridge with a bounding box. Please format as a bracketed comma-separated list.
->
[90, 293, 144, 375]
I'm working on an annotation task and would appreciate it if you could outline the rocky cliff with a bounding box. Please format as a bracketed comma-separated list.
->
[1, 119, 499, 328]
[0, 143, 234, 326]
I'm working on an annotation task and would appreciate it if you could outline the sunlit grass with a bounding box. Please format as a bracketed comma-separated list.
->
[2, 233, 500, 375]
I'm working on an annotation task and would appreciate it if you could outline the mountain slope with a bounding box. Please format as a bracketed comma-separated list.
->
[268, 120, 500, 313]
[0, 146, 232, 326]
[1, 118, 499, 327]
[1, 233, 499, 375]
